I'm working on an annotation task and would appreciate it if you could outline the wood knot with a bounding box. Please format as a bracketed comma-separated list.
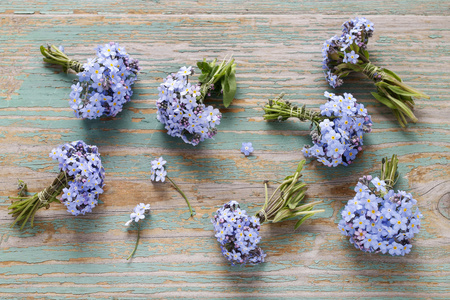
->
[438, 192, 450, 220]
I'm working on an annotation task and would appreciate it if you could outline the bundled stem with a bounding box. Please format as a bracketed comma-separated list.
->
[8, 171, 70, 230]
[380, 154, 399, 195]
[256, 161, 324, 229]
[40, 44, 84, 73]
[263, 93, 336, 130]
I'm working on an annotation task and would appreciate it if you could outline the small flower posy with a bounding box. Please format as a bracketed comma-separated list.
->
[263, 91, 372, 167]
[212, 201, 266, 265]
[8, 141, 105, 230]
[150, 156, 194, 216]
[338, 155, 422, 256]
[212, 161, 324, 265]
[40, 42, 140, 119]
[322, 17, 429, 127]
[124, 203, 151, 260]
[156, 58, 236, 146]
[240, 142, 254, 156]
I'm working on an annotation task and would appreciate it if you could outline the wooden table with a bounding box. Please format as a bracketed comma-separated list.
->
[1, 1, 449, 298]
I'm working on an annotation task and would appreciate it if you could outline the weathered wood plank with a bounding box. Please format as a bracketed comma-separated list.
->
[0, 8, 449, 300]
[0, 1, 449, 15]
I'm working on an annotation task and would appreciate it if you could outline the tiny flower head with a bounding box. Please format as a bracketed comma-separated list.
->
[241, 142, 254, 156]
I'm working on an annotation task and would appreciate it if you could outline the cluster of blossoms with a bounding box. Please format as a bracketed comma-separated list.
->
[69, 42, 140, 119]
[338, 175, 422, 256]
[156, 66, 222, 146]
[212, 201, 266, 265]
[240, 142, 254, 156]
[49, 140, 105, 216]
[302, 92, 372, 167]
[322, 17, 374, 88]
[150, 157, 167, 182]
[125, 203, 151, 227]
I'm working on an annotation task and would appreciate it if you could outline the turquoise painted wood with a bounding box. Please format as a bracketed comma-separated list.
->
[0, 1, 449, 298]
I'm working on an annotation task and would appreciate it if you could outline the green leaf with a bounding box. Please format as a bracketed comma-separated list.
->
[350, 43, 360, 53]
[223, 70, 236, 108]
[362, 49, 369, 59]
[197, 61, 211, 73]
[387, 95, 418, 122]
[386, 85, 419, 97]
[272, 208, 290, 223]
[294, 213, 315, 230]
[371, 92, 396, 109]
[382, 68, 402, 82]
[392, 110, 406, 128]
[339, 71, 351, 78]
[198, 74, 208, 83]
[339, 63, 362, 73]
[295, 160, 305, 173]
[40, 45, 48, 58]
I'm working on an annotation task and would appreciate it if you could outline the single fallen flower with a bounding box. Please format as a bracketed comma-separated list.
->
[124, 203, 151, 260]
[150, 156, 194, 217]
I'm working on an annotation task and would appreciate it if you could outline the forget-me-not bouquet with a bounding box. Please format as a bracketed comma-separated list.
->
[157, 57, 236, 146]
[212, 161, 324, 265]
[8, 141, 105, 230]
[263, 92, 372, 167]
[40, 42, 140, 119]
[338, 155, 422, 256]
[322, 17, 429, 126]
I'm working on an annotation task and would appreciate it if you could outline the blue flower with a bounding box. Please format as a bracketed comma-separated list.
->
[155, 169, 167, 182]
[388, 242, 403, 256]
[345, 50, 359, 64]
[151, 157, 167, 170]
[124, 203, 151, 260]
[301, 147, 312, 158]
[341, 206, 355, 222]
[241, 142, 254, 156]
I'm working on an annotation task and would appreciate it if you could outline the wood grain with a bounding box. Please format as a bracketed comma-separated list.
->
[0, 2, 449, 299]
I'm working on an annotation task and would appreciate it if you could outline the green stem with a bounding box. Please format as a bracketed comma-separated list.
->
[379, 154, 399, 196]
[127, 223, 141, 260]
[263, 93, 337, 131]
[166, 175, 195, 217]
